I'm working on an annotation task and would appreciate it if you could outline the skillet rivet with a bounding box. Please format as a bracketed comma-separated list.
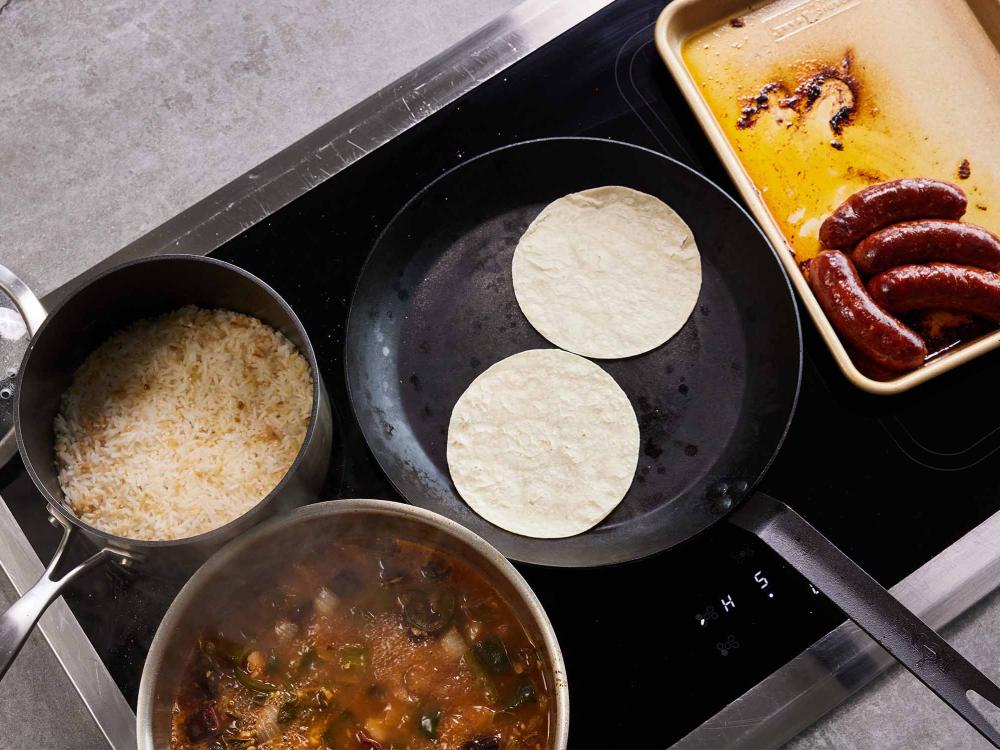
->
[710, 495, 733, 514]
[708, 481, 729, 499]
[47, 515, 59, 528]
[731, 480, 748, 496]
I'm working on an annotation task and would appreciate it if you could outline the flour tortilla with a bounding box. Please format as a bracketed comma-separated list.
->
[447, 349, 639, 538]
[512, 186, 701, 359]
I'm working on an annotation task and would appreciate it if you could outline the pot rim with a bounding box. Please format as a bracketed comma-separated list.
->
[136, 498, 570, 749]
[14, 253, 327, 551]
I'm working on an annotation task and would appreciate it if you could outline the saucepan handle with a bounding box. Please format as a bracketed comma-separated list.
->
[0, 265, 47, 463]
[0, 264, 47, 338]
[730, 492, 1000, 747]
[0, 513, 112, 681]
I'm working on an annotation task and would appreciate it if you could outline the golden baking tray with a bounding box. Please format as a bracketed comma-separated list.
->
[655, 0, 1000, 394]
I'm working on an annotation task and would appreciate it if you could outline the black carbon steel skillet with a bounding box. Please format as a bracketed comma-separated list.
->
[346, 137, 1000, 743]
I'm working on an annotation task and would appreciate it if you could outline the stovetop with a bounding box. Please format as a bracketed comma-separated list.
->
[5, 0, 1000, 747]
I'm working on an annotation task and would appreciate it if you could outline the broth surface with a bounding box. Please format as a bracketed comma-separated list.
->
[170, 539, 552, 750]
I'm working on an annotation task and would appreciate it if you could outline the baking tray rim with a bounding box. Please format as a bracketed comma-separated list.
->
[653, 0, 1000, 396]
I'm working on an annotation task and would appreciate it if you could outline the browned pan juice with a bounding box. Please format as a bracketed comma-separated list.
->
[682, 0, 1000, 366]
[171, 540, 551, 750]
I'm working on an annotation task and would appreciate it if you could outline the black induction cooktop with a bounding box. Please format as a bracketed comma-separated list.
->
[5, 0, 1000, 747]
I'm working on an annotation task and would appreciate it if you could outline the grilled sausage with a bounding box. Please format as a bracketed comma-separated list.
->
[809, 250, 927, 371]
[868, 263, 1000, 322]
[853, 220, 1000, 275]
[819, 178, 967, 249]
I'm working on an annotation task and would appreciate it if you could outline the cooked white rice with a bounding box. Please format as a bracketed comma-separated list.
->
[53, 306, 313, 541]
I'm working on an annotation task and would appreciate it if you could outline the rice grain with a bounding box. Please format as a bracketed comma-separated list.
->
[53, 306, 313, 540]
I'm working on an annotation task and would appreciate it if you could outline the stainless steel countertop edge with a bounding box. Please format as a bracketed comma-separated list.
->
[0, 2, 613, 748]
[674, 506, 1000, 748]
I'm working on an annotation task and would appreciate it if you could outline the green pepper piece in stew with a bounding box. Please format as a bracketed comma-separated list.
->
[277, 694, 301, 724]
[472, 636, 512, 675]
[291, 646, 316, 680]
[234, 668, 278, 694]
[199, 636, 245, 669]
[199, 637, 278, 694]
[418, 707, 443, 739]
[465, 651, 500, 705]
[503, 677, 538, 711]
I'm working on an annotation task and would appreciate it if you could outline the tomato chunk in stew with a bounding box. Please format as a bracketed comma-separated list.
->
[170, 540, 552, 750]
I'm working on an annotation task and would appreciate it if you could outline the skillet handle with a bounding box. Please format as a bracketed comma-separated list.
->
[0, 514, 111, 681]
[731, 492, 1000, 748]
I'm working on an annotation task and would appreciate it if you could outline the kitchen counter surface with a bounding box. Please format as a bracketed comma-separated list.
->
[2, 1, 1000, 748]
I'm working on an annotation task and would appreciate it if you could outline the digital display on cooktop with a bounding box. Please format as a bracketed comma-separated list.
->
[4, 0, 1000, 747]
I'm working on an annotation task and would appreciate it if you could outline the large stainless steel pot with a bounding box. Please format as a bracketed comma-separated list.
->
[0, 255, 333, 679]
[137, 499, 570, 749]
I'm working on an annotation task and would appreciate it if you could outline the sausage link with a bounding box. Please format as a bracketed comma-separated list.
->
[868, 263, 1000, 322]
[853, 220, 1000, 275]
[809, 250, 927, 372]
[819, 178, 967, 249]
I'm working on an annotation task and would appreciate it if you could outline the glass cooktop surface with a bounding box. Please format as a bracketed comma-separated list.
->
[4, 1, 1000, 746]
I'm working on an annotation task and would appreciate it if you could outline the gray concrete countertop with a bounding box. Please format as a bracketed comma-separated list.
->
[2, 2, 1000, 749]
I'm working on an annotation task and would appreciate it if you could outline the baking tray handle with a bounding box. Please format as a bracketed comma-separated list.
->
[731, 492, 1000, 747]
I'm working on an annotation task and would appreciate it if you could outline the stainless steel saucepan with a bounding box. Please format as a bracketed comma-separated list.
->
[137, 499, 569, 749]
[0, 255, 333, 679]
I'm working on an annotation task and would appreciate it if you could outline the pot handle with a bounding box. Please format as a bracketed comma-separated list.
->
[0, 264, 47, 338]
[0, 513, 112, 681]
[731, 492, 1000, 747]
[0, 264, 48, 464]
